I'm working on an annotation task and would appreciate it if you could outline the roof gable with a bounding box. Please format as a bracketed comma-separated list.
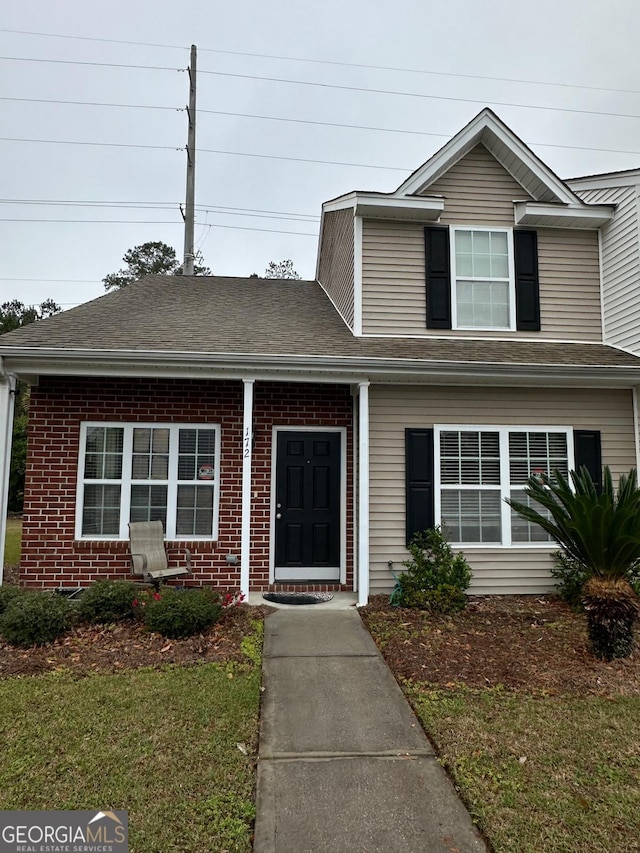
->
[394, 108, 581, 204]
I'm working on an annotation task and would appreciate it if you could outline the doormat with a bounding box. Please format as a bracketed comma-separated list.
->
[262, 592, 334, 605]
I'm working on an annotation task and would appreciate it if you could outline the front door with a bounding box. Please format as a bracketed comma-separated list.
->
[274, 430, 341, 581]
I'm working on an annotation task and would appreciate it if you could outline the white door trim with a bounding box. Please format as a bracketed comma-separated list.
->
[269, 425, 347, 585]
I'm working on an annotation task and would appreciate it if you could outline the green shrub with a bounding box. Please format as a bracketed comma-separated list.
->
[552, 550, 640, 609]
[78, 580, 138, 624]
[396, 527, 471, 613]
[143, 588, 222, 638]
[0, 584, 24, 615]
[0, 591, 71, 646]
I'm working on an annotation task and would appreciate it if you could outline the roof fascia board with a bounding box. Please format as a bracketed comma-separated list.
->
[322, 192, 443, 211]
[354, 195, 444, 221]
[3, 349, 640, 388]
[322, 193, 444, 221]
[514, 201, 615, 228]
[321, 193, 358, 214]
[567, 170, 640, 190]
[395, 109, 580, 205]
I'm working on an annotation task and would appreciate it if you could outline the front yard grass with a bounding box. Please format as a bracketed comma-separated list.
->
[408, 685, 639, 853]
[3, 517, 21, 568]
[0, 621, 263, 853]
[361, 597, 640, 853]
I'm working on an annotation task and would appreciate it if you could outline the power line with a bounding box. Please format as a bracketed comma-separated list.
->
[0, 95, 181, 111]
[0, 28, 188, 52]
[0, 218, 316, 236]
[196, 204, 320, 220]
[0, 55, 181, 72]
[1, 98, 636, 160]
[0, 134, 408, 172]
[201, 223, 316, 236]
[3, 90, 637, 159]
[199, 50, 640, 99]
[200, 108, 640, 158]
[202, 204, 317, 220]
[0, 219, 183, 224]
[199, 69, 640, 121]
[198, 147, 408, 171]
[1, 27, 638, 98]
[0, 198, 320, 219]
[0, 200, 180, 210]
[0, 133, 409, 171]
[0, 136, 181, 152]
[0, 278, 100, 283]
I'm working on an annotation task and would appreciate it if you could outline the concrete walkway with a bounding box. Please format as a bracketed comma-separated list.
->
[254, 608, 487, 853]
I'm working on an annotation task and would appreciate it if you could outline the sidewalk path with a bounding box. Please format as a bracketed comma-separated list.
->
[254, 608, 487, 852]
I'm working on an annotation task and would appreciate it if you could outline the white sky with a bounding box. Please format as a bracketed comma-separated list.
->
[1, 0, 639, 310]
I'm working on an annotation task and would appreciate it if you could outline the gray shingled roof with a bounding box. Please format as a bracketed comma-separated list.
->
[1, 275, 639, 369]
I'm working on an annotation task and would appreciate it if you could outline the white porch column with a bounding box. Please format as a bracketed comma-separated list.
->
[357, 381, 370, 606]
[240, 378, 255, 599]
[0, 369, 17, 584]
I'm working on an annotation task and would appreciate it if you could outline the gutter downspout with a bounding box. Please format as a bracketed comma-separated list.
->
[0, 365, 17, 584]
[357, 381, 370, 606]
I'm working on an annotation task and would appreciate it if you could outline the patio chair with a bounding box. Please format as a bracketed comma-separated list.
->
[128, 520, 191, 586]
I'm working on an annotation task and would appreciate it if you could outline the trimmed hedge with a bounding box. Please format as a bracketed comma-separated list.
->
[0, 591, 71, 646]
[143, 588, 222, 638]
[0, 584, 24, 615]
[78, 580, 138, 624]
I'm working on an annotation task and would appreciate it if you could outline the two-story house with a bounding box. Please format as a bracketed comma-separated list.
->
[2, 107, 640, 603]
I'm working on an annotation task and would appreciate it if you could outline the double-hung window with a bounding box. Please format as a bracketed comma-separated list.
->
[435, 426, 572, 546]
[77, 423, 220, 540]
[451, 227, 515, 330]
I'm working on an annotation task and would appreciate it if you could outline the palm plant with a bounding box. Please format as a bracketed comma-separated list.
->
[507, 466, 640, 660]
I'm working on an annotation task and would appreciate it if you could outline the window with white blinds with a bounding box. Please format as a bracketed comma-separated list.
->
[77, 423, 220, 540]
[436, 426, 572, 546]
[452, 227, 515, 329]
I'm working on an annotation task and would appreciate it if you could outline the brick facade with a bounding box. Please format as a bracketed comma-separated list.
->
[20, 376, 354, 592]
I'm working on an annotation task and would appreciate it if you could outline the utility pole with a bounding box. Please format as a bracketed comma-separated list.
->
[182, 44, 197, 275]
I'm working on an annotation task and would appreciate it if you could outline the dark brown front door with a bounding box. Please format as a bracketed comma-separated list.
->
[274, 431, 341, 581]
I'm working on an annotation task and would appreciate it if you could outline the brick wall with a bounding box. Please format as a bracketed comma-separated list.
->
[21, 376, 353, 592]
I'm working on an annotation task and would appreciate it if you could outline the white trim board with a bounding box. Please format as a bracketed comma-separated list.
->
[269, 425, 348, 586]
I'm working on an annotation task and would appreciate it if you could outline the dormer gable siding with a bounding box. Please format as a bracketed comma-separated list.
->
[421, 143, 529, 224]
[317, 207, 355, 328]
[361, 145, 602, 341]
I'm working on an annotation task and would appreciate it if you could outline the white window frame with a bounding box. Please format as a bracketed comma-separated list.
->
[450, 226, 516, 331]
[434, 425, 574, 548]
[75, 422, 221, 541]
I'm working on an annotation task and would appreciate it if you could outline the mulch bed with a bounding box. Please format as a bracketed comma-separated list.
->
[0, 603, 270, 679]
[360, 595, 640, 697]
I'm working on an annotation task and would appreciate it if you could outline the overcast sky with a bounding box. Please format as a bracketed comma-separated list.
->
[1, 0, 639, 310]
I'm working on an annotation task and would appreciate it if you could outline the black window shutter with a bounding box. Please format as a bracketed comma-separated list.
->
[573, 430, 602, 492]
[425, 227, 451, 329]
[514, 230, 540, 331]
[405, 428, 435, 544]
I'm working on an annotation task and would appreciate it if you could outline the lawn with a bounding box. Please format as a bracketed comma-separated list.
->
[3, 517, 21, 568]
[0, 615, 264, 853]
[361, 597, 640, 853]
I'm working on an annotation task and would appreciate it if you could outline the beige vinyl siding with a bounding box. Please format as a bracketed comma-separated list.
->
[369, 385, 636, 595]
[537, 229, 602, 341]
[361, 143, 602, 339]
[575, 185, 640, 353]
[361, 221, 602, 340]
[318, 208, 355, 328]
[422, 143, 530, 225]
